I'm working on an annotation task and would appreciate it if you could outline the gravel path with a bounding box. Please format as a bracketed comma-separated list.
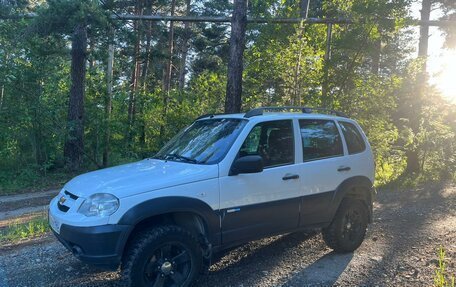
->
[0, 189, 59, 204]
[0, 205, 49, 221]
[0, 189, 57, 220]
[0, 183, 455, 287]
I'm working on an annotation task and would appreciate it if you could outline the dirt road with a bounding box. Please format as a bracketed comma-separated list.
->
[0, 183, 455, 287]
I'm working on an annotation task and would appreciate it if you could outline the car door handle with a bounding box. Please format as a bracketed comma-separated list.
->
[282, 174, 299, 180]
[337, 166, 351, 172]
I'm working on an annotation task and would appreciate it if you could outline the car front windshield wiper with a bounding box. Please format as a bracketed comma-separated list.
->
[164, 153, 199, 164]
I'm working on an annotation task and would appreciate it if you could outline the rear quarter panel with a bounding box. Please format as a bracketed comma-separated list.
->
[339, 120, 375, 184]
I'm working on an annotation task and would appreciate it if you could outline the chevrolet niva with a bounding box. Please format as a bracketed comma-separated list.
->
[49, 106, 375, 287]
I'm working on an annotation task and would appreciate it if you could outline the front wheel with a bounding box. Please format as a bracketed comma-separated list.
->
[322, 199, 368, 253]
[121, 225, 203, 287]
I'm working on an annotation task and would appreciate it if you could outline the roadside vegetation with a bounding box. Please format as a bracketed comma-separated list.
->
[0, 213, 49, 244]
[435, 247, 455, 287]
[0, 170, 73, 196]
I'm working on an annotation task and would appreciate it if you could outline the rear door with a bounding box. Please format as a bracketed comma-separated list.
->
[296, 118, 352, 226]
[219, 120, 302, 244]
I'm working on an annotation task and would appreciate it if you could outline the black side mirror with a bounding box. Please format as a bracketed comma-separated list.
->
[230, 155, 264, 175]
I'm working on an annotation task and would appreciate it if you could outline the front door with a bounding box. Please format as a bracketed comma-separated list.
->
[219, 120, 301, 245]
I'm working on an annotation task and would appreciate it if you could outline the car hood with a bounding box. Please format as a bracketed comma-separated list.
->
[63, 159, 219, 199]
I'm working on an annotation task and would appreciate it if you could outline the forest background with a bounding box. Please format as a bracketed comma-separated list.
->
[0, 0, 455, 194]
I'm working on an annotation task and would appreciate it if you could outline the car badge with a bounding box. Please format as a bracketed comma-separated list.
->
[59, 196, 67, 205]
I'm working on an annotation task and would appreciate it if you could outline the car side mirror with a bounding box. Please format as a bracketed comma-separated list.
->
[230, 155, 264, 175]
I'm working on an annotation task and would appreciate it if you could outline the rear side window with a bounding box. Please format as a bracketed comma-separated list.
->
[299, 119, 343, 161]
[339, 121, 366, 154]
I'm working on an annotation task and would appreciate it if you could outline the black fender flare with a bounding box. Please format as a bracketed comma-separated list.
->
[118, 196, 221, 245]
[329, 176, 375, 222]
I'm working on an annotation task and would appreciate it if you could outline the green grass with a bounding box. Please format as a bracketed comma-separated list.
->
[434, 246, 455, 287]
[0, 215, 50, 244]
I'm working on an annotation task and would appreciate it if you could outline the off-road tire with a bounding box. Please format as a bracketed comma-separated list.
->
[121, 225, 203, 287]
[322, 199, 368, 253]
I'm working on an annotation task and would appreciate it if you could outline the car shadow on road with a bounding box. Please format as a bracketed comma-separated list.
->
[282, 251, 354, 287]
[195, 231, 347, 287]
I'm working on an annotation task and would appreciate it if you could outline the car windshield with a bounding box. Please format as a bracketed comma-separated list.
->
[154, 118, 247, 164]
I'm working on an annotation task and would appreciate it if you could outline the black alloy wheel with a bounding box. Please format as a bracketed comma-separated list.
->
[143, 242, 192, 287]
[322, 198, 368, 253]
[121, 225, 203, 287]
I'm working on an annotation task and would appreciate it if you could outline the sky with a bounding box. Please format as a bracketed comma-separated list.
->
[411, 2, 456, 103]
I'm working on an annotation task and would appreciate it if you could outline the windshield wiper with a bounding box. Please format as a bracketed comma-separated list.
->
[164, 153, 199, 164]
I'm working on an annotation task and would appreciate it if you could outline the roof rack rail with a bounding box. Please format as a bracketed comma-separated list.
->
[244, 106, 348, 118]
[195, 113, 226, 120]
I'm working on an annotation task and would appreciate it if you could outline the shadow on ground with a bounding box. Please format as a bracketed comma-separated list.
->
[282, 251, 353, 286]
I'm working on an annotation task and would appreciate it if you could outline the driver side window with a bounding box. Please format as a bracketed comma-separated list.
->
[239, 120, 294, 168]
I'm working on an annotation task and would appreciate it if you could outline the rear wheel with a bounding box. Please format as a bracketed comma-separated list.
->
[322, 199, 368, 253]
[121, 225, 203, 287]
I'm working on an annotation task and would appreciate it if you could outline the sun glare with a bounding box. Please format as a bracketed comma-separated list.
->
[432, 50, 456, 104]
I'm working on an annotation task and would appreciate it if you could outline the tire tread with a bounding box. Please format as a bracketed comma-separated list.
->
[120, 225, 201, 287]
[322, 199, 368, 253]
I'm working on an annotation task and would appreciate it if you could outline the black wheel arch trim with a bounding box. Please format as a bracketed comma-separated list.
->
[118, 196, 221, 245]
[330, 176, 375, 222]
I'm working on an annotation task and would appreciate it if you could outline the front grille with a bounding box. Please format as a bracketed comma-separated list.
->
[57, 202, 70, 212]
[56, 190, 78, 213]
[64, 190, 79, 200]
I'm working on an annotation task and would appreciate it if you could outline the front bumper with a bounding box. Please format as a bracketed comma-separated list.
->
[52, 223, 132, 268]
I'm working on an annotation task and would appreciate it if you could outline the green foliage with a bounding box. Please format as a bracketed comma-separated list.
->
[0, 168, 74, 195]
[243, 24, 326, 108]
[33, 0, 110, 35]
[435, 246, 455, 287]
[0, 0, 455, 193]
[0, 214, 49, 243]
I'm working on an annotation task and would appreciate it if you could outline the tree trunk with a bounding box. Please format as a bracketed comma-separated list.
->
[322, 23, 332, 107]
[32, 110, 45, 167]
[299, 0, 310, 18]
[127, 2, 143, 144]
[293, 30, 303, 105]
[102, 31, 114, 168]
[292, 0, 309, 106]
[0, 84, 4, 110]
[141, 6, 153, 92]
[138, 3, 154, 149]
[406, 149, 421, 174]
[225, 0, 248, 113]
[371, 35, 381, 75]
[418, 0, 431, 60]
[163, 0, 176, 94]
[64, 24, 87, 171]
[406, 0, 432, 173]
[0, 52, 5, 110]
[178, 0, 191, 91]
[127, 40, 140, 143]
[159, 0, 177, 140]
[33, 81, 46, 167]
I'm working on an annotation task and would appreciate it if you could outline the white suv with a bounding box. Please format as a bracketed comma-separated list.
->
[49, 107, 375, 287]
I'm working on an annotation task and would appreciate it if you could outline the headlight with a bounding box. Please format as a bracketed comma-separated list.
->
[78, 193, 119, 217]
